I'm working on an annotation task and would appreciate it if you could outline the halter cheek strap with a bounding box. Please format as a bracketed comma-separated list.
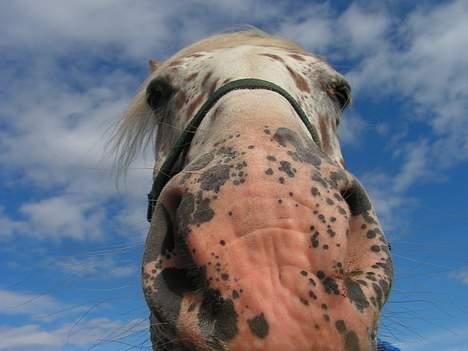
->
[147, 78, 320, 222]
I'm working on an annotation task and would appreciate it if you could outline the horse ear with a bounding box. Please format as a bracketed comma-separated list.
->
[148, 59, 161, 73]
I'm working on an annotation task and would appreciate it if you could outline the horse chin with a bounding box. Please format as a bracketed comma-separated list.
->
[146, 255, 380, 351]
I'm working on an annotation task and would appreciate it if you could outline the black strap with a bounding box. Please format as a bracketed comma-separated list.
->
[147, 78, 319, 222]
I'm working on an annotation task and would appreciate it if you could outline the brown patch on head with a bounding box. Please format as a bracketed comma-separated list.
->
[288, 53, 305, 61]
[175, 91, 187, 111]
[202, 71, 213, 90]
[212, 104, 224, 122]
[339, 159, 346, 169]
[319, 115, 331, 154]
[209, 79, 219, 96]
[185, 72, 198, 83]
[259, 53, 285, 63]
[332, 118, 338, 134]
[286, 65, 310, 93]
[187, 94, 204, 118]
[169, 60, 182, 67]
[222, 78, 233, 85]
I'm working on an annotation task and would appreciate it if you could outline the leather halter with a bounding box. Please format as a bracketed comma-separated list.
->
[147, 78, 320, 222]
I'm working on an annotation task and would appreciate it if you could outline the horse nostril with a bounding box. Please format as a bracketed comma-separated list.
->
[340, 180, 372, 217]
[145, 202, 176, 262]
[145, 187, 185, 264]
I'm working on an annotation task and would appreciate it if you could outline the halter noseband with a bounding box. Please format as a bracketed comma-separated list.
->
[147, 78, 320, 222]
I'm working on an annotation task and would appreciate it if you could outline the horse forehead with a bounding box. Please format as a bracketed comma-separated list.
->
[175, 45, 330, 80]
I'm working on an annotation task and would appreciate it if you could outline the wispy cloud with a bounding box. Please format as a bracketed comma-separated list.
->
[0, 288, 145, 349]
[397, 324, 468, 351]
[348, 0, 468, 166]
[339, 112, 369, 146]
[0, 318, 146, 350]
[336, 3, 391, 56]
[0, 207, 25, 238]
[1, 0, 175, 58]
[0, 59, 151, 240]
[450, 267, 468, 285]
[47, 256, 136, 278]
[392, 140, 430, 193]
[19, 196, 105, 241]
[335, 1, 468, 231]
[0, 289, 69, 320]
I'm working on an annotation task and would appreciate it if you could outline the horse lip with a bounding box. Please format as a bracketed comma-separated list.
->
[149, 310, 182, 350]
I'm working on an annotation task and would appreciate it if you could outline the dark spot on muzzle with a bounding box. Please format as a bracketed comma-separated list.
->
[176, 191, 215, 238]
[200, 164, 231, 193]
[186, 152, 215, 171]
[247, 312, 269, 338]
[329, 170, 348, 189]
[198, 289, 239, 345]
[344, 330, 361, 351]
[344, 276, 370, 313]
[335, 320, 347, 334]
[278, 160, 296, 177]
[272, 127, 322, 166]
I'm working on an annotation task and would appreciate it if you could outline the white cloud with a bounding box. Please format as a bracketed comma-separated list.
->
[348, 0, 468, 164]
[358, 139, 428, 233]
[339, 112, 368, 146]
[392, 140, 430, 193]
[375, 123, 390, 137]
[0, 289, 145, 349]
[20, 196, 105, 240]
[0, 63, 133, 186]
[48, 256, 136, 278]
[360, 173, 409, 233]
[0, 0, 311, 59]
[0, 207, 25, 239]
[0, 50, 152, 240]
[278, 4, 335, 53]
[0, 0, 177, 58]
[0, 289, 65, 318]
[337, 3, 391, 55]
[332, 0, 468, 232]
[0, 318, 145, 350]
[397, 324, 468, 351]
[0, 325, 61, 350]
[450, 267, 468, 285]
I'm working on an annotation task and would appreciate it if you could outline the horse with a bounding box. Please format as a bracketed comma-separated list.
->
[112, 29, 393, 351]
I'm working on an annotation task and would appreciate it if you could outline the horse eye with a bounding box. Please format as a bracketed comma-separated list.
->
[333, 81, 351, 110]
[146, 78, 173, 110]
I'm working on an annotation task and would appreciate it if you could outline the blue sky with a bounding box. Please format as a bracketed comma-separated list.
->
[0, 0, 467, 350]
